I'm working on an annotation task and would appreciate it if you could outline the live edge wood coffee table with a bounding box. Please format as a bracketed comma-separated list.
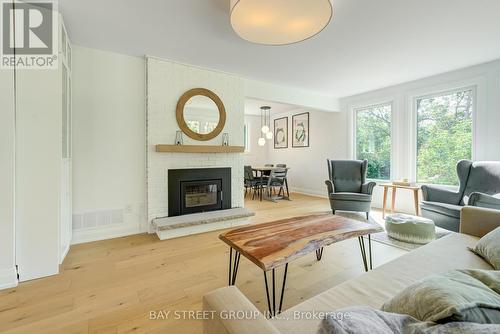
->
[219, 214, 383, 317]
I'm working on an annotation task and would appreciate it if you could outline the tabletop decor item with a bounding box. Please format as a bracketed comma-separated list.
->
[175, 130, 183, 145]
[292, 112, 309, 147]
[274, 117, 288, 149]
[222, 133, 229, 146]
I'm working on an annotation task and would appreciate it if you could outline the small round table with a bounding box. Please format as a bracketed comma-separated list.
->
[379, 183, 421, 218]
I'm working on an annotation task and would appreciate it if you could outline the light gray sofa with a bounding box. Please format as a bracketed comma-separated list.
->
[421, 160, 500, 232]
[324, 159, 376, 219]
[202, 207, 498, 334]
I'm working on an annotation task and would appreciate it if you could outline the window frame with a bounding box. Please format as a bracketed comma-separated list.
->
[244, 122, 250, 153]
[410, 85, 477, 186]
[352, 101, 394, 182]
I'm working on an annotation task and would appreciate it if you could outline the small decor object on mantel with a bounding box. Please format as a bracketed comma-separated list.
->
[222, 133, 229, 146]
[274, 117, 288, 149]
[292, 112, 309, 147]
[175, 130, 183, 145]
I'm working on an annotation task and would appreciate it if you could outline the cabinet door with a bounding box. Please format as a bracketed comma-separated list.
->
[0, 67, 16, 287]
[60, 62, 72, 262]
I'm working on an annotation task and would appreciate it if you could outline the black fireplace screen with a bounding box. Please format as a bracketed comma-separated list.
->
[180, 179, 222, 214]
[168, 168, 231, 217]
[184, 183, 218, 208]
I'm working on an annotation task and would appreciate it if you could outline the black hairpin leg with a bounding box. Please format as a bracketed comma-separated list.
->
[368, 234, 373, 270]
[315, 247, 324, 261]
[358, 236, 368, 272]
[228, 247, 241, 286]
[358, 235, 373, 272]
[263, 263, 289, 318]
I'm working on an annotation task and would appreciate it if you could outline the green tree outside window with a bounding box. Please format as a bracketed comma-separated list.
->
[356, 104, 392, 180]
[417, 89, 473, 185]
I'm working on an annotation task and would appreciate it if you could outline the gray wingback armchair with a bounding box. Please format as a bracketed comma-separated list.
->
[325, 159, 376, 219]
[421, 160, 500, 232]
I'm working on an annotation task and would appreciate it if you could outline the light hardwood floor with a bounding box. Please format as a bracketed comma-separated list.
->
[0, 193, 406, 334]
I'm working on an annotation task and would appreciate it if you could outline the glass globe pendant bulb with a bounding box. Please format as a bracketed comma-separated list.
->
[258, 137, 266, 146]
[261, 125, 269, 133]
[266, 131, 273, 140]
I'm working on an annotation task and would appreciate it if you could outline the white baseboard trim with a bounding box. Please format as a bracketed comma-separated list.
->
[60, 243, 71, 264]
[0, 267, 18, 290]
[290, 187, 328, 199]
[71, 224, 145, 245]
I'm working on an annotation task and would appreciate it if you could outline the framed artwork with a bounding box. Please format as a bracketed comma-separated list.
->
[292, 112, 309, 147]
[274, 117, 288, 149]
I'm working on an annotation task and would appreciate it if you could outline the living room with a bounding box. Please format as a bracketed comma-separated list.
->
[1, 1, 500, 333]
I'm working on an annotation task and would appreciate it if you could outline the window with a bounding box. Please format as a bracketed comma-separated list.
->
[355, 103, 392, 180]
[416, 89, 473, 185]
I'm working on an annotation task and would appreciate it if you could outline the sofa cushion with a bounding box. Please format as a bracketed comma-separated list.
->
[381, 269, 500, 323]
[421, 201, 462, 218]
[271, 233, 490, 334]
[330, 192, 372, 202]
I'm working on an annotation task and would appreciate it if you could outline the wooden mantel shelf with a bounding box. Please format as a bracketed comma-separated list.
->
[156, 144, 244, 153]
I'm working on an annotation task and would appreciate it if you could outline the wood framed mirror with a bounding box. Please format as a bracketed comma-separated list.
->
[176, 88, 226, 141]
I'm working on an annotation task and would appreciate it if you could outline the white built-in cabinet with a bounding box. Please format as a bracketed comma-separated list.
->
[15, 11, 73, 281]
[60, 17, 73, 264]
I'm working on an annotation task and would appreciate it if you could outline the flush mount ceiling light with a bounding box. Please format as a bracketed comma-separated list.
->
[230, 0, 333, 45]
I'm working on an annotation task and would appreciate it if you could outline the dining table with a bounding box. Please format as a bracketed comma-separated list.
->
[251, 166, 291, 202]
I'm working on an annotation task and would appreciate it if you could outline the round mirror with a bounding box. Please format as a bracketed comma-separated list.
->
[176, 88, 226, 141]
[184, 95, 220, 134]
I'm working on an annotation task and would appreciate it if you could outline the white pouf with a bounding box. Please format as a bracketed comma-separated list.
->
[385, 214, 436, 244]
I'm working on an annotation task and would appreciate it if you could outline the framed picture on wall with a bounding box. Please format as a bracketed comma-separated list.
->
[292, 112, 309, 147]
[274, 117, 288, 149]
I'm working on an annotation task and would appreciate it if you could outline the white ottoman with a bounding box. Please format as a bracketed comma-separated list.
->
[385, 214, 436, 244]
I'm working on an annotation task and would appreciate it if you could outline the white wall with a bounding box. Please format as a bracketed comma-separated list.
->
[0, 68, 17, 289]
[72, 46, 146, 243]
[265, 109, 348, 197]
[243, 115, 269, 166]
[146, 57, 245, 226]
[341, 59, 500, 212]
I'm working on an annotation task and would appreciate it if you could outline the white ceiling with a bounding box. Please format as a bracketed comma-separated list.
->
[60, 0, 500, 97]
[244, 98, 300, 116]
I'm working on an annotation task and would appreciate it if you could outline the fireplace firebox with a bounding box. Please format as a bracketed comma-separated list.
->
[168, 168, 231, 216]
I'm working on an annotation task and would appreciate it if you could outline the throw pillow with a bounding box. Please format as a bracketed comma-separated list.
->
[381, 269, 500, 324]
[469, 227, 500, 270]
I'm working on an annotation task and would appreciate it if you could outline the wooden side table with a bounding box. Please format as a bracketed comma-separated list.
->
[379, 183, 421, 218]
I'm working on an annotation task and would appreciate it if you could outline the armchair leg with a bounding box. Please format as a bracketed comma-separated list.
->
[332, 209, 336, 215]
[366, 212, 369, 220]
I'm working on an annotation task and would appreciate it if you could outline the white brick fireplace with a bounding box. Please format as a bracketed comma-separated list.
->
[146, 57, 245, 233]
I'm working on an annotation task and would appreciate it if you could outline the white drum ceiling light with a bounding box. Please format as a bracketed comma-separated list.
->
[230, 0, 333, 45]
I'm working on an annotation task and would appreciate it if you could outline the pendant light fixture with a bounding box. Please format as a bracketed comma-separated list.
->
[230, 0, 333, 45]
[258, 106, 271, 146]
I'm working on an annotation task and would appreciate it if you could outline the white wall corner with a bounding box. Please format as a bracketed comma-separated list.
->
[0, 267, 18, 290]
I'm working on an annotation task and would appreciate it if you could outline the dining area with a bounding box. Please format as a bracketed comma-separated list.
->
[244, 164, 291, 202]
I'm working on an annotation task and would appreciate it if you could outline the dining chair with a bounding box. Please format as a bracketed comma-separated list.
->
[261, 163, 273, 180]
[244, 166, 263, 200]
[266, 167, 290, 200]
